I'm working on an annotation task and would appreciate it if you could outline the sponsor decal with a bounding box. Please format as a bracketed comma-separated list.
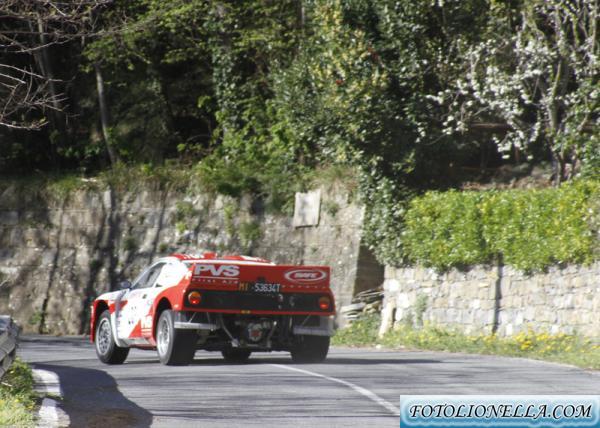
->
[284, 268, 327, 284]
[193, 264, 240, 278]
[400, 395, 600, 428]
[141, 315, 153, 330]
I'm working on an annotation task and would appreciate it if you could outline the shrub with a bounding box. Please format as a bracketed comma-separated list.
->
[482, 181, 598, 270]
[404, 190, 489, 268]
[402, 180, 599, 271]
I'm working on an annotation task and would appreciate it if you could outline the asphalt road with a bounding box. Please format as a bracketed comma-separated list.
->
[20, 335, 600, 428]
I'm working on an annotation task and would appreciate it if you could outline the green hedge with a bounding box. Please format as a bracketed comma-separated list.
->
[403, 181, 599, 271]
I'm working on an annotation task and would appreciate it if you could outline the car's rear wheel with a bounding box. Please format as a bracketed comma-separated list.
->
[221, 348, 252, 363]
[156, 309, 196, 365]
[95, 310, 129, 364]
[290, 335, 330, 363]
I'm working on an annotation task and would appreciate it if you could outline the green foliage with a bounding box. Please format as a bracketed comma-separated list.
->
[402, 181, 599, 271]
[414, 294, 428, 327]
[579, 135, 600, 180]
[0, 358, 37, 428]
[239, 221, 262, 249]
[45, 175, 89, 201]
[122, 235, 138, 252]
[83, 0, 215, 164]
[99, 162, 195, 193]
[322, 200, 340, 218]
[1, 0, 598, 185]
[483, 181, 599, 269]
[28, 311, 43, 327]
[331, 314, 381, 347]
[1, 0, 598, 278]
[271, 1, 509, 265]
[172, 201, 199, 229]
[192, 1, 309, 213]
[404, 190, 489, 268]
[222, 202, 237, 237]
[197, 145, 311, 214]
[361, 177, 412, 265]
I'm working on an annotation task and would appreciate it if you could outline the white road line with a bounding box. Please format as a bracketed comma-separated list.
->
[33, 369, 62, 396]
[270, 364, 400, 416]
[32, 369, 70, 428]
[37, 398, 59, 427]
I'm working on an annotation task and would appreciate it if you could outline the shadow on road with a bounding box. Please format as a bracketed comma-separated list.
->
[33, 362, 153, 428]
[21, 335, 91, 348]
[117, 355, 441, 367]
[319, 357, 440, 365]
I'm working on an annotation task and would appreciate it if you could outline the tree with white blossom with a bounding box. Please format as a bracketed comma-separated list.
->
[437, 0, 599, 183]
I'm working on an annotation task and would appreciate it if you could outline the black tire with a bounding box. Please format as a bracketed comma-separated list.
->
[95, 310, 130, 365]
[290, 335, 330, 363]
[156, 309, 196, 365]
[221, 348, 252, 363]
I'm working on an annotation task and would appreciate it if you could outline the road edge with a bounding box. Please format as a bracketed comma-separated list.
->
[32, 369, 70, 428]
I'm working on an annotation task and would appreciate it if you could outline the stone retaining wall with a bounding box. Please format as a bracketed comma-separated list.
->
[380, 263, 600, 338]
[0, 182, 382, 334]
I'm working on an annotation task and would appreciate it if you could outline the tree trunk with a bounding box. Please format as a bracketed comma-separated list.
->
[36, 13, 61, 124]
[552, 151, 565, 186]
[95, 62, 118, 166]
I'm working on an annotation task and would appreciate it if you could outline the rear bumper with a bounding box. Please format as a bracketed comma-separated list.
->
[173, 311, 217, 330]
[173, 311, 334, 337]
[183, 289, 335, 316]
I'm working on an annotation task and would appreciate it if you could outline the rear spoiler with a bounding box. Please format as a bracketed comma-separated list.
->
[189, 262, 330, 288]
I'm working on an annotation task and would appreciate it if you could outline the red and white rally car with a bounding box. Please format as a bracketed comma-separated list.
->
[90, 253, 335, 365]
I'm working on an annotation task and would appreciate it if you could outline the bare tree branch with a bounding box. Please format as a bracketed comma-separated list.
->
[0, 0, 111, 130]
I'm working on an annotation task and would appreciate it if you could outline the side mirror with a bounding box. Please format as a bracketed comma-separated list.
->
[119, 280, 132, 290]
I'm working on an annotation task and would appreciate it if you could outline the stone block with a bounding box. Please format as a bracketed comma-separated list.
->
[0, 211, 19, 225]
[16, 248, 43, 266]
[431, 297, 446, 308]
[0, 227, 12, 248]
[24, 228, 49, 247]
[396, 292, 413, 309]
[385, 279, 400, 293]
[58, 228, 82, 247]
[378, 301, 396, 338]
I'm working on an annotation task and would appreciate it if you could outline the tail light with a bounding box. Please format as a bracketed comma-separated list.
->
[188, 291, 202, 305]
[318, 296, 331, 311]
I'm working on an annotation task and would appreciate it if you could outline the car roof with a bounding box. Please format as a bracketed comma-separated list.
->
[170, 252, 274, 265]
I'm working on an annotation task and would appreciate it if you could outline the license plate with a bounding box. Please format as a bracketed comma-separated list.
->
[251, 282, 281, 293]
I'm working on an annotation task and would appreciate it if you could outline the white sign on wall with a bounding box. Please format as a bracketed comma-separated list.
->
[293, 189, 321, 227]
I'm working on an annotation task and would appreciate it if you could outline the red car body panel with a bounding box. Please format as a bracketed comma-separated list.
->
[90, 254, 335, 345]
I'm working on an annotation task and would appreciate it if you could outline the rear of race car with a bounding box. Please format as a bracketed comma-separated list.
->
[172, 261, 335, 363]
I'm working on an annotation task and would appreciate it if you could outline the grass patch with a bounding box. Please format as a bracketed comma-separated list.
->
[100, 161, 197, 193]
[332, 315, 600, 370]
[0, 358, 38, 427]
[0, 161, 198, 205]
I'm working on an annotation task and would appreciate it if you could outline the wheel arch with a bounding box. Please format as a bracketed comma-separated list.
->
[153, 298, 172, 340]
[91, 300, 109, 342]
